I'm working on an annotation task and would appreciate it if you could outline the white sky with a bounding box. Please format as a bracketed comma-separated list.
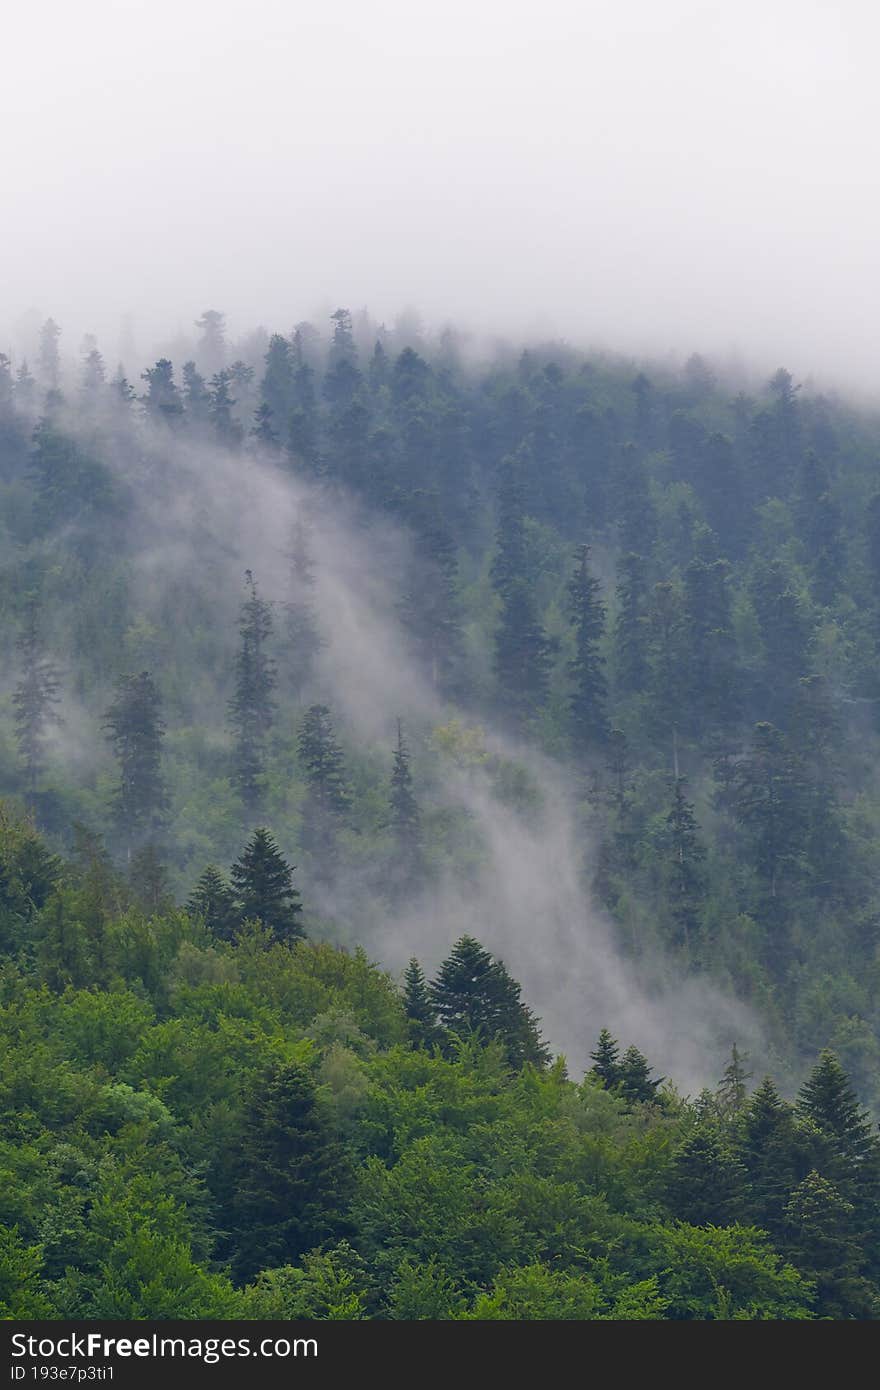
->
[2, 0, 879, 387]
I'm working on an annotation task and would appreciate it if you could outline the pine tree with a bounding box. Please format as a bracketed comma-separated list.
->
[588, 1028, 621, 1089]
[209, 369, 242, 446]
[398, 496, 463, 694]
[259, 334, 294, 438]
[797, 1051, 880, 1192]
[128, 843, 173, 916]
[229, 827, 304, 942]
[665, 1128, 747, 1227]
[666, 777, 706, 948]
[614, 553, 650, 694]
[298, 705, 350, 875]
[230, 1058, 351, 1279]
[716, 1044, 752, 1117]
[141, 359, 183, 424]
[103, 671, 167, 852]
[782, 1171, 872, 1318]
[228, 571, 276, 812]
[567, 544, 608, 750]
[194, 309, 226, 378]
[284, 518, 323, 698]
[80, 346, 106, 398]
[728, 722, 808, 905]
[388, 719, 423, 891]
[403, 958, 440, 1050]
[182, 360, 212, 426]
[617, 1044, 663, 1104]
[14, 361, 37, 411]
[13, 597, 61, 800]
[38, 318, 61, 391]
[430, 935, 549, 1068]
[186, 865, 240, 941]
[493, 579, 552, 725]
[737, 1077, 807, 1239]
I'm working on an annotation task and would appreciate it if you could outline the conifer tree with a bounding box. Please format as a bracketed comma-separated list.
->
[298, 705, 351, 873]
[797, 1051, 880, 1192]
[614, 552, 650, 694]
[259, 334, 294, 436]
[186, 865, 240, 941]
[229, 571, 276, 812]
[141, 359, 183, 424]
[398, 497, 463, 694]
[567, 543, 608, 750]
[128, 843, 173, 916]
[182, 360, 212, 426]
[589, 1028, 621, 1089]
[194, 309, 226, 378]
[737, 1077, 807, 1238]
[388, 719, 423, 890]
[38, 318, 61, 391]
[430, 935, 549, 1068]
[284, 518, 323, 698]
[229, 827, 304, 942]
[665, 1129, 747, 1227]
[230, 1058, 351, 1279]
[782, 1171, 871, 1318]
[13, 597, 61, 800]
[403, 958, 440, 1050]
[716, 1044, 752, 1117]
[666, 777, 706, 947]
[209, 369, 241, 446]
[617, 1044, 663, 1104]
[103, 670, 167, 852]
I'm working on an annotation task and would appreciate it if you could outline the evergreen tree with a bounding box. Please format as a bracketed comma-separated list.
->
[737, 1077, 807, 1239]
[567, 544, 608, 750]
[181, 360, 212, 427]
[588, 1028, 621, 1089]
[186, 865, 240, 941]
[614, 552, 650, 695]
[194, 309, 226, 378]
[103, 671, 167, 852]
[728, 721, 809, 911]
[782, 1171, 873, 1318]
[298, 705, 351, 874]
[229, 827, 304, 942]
[259, 334, 294, 438]
[398, 496, 463, 693]
[209, 369, 241, 446]
[403, 958, 440, 1050]
[493, 579, 552, 726]
[14, 361, 37, 411]
[617, 1044, 663, 1104]
[284, 517, 323, 698]
[716, 1044, 751, 1117]
[430, 935, 549, 1068]
[13, 597, 61, 799]
[141, 359, 183, 424]
[38, 318, 61, 391]
[388, 719, 423, 891]
[128, 843, 173, 916]
[228, 571, 276, 812]
[665, 1128, 747, 1226]
[230, 1058, 351, 1279]
[797, 1051, 880, 1192]
[666, 777, 706, 948]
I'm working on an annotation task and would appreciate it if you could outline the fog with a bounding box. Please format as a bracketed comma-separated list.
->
[3, 1, 879, 391]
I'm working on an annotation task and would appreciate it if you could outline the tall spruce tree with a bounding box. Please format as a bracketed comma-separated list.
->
[230, 1058, 351, 1279]
[666, 777, 706, 948]
[298, 705, 350, 875]
[13, 597, 61, 800]
[186, 865, 240, 941]
[403, 958, 440, 1050]
[567, 543, 608, 750]
[589, 1028, 621, 1089]
[229, 827, 304, 942]
[430, 935, 549, 1068]
[388, 719, 423, 892]
[229, 571, 276, 813]
[103, 671, 167, 852]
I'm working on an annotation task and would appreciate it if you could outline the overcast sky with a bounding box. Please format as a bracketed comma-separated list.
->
[3, 0, 879, 388]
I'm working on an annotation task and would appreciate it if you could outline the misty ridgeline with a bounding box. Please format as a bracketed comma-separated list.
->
[3, 308, 880, 1320]
[3, 309, 880, 1090]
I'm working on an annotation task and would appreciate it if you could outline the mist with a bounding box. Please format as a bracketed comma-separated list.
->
[3, 1, 880, 394]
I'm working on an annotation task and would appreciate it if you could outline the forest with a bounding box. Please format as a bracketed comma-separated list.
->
[1, 308, 879, 1319]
